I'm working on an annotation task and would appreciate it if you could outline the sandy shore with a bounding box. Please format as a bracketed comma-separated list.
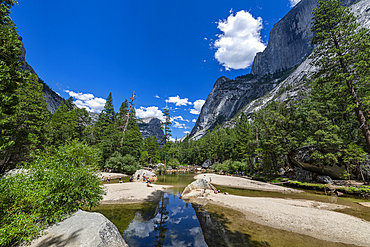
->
[189, 174, 370, 246]
[100, 172, 128, 180]
[195, 173, 301, 193]
[101, 182, 172, 204]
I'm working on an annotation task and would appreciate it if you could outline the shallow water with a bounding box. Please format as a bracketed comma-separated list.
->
[91, 172, 370, 246]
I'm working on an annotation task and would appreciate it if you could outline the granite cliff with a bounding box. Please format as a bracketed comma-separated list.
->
[137, 117, 164, 143]
[189, 69, 293, 140]
[190, 0, 369, 140]
[250, 0, 358, 75]
[19, 37, 64, 114]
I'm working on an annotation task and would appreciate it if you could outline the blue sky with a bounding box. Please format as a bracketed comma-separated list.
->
[11, 0, 300, 139]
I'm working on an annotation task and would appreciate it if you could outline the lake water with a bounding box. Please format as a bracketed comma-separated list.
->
[91, 172, 370, 247]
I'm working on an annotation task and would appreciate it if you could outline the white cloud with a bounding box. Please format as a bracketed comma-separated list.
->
[165, 95, 192, 106]
[172, 116, 189, 122]
[184, 131, 190, 134]
[136, 106, 164, 120]
[204, 37, 208, 40]
[154, 94, 160, 98]
[190, 109, 200, 115]
[290, 0, 301, 7]
[190, 99, 206, 115]
[214, 10, 266, 70]
[192, 119, 197, 123]
[173, 121, 186, 129]
[64, 90, 106, 113]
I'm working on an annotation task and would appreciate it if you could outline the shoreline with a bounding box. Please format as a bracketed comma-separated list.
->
[101, 182, 172, 204]
[189, 173, 370, 246]
[194, 173, 302, 193]
[192, 194, 370, 246]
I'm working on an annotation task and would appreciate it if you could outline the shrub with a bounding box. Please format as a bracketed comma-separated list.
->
[0, 140, 104, 246]
[106, 152, 140, 174]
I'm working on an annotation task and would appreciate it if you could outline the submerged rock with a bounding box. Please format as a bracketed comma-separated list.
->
[27, 210, 128, 247]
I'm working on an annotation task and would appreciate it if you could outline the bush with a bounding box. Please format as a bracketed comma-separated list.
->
[168, 158, 180, 169]
[0, 140, 104, 246]
[106, 152, 140, 174]
[214, 160, 249, 174]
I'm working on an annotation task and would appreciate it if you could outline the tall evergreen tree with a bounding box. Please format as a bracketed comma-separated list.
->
[97, 92, 115, 127]
[310, 0, 370, 151]
[2, 75, 50, 173]
[47, 102, 78, 148]
[161, 108, 172, 167]
[0, 0, 28, 173]
[235, 113, 255, 172]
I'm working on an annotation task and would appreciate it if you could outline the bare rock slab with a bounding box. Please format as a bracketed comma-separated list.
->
[28, 210, 128, 247]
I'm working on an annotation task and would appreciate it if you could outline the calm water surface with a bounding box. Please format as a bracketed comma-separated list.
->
[91, 172, 369, 247]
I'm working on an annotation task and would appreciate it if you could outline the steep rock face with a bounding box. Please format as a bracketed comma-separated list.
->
[238, 0, 370, 118]
[191, 0, 368, 139]
[137, 117, 164, 142]
[19, 37, 63, 114]
[250, 0, 358, 75]
[41, 83, 64, 114]
[190, 72, 291, 140]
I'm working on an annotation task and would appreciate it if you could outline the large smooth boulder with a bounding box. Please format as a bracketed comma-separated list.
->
[27, 210, 128, 247]
[181, 178, 217, 198]
[133, 169, 157, 182]
[202, 159, 212, 169]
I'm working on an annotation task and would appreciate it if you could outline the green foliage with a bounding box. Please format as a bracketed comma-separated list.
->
[120, 123, 143, 160]
[105, 151, 140, 174]
[168, 158, 180, 169]
[0, 0, 30, 174]
[213, 160, 249, 174]
[310, 0, 370, 151]
[142, 135, 160, 164]
[161, 108, 172, 166]
[97, 92, 115, 126]
[2, 74, 50, 172]
[46, 102, 78, 148]
[0, 140, 104, 246]
[342, 143, 367, 181]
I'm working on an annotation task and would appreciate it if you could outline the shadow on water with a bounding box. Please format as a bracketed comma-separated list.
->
[91, 173, 365, 246]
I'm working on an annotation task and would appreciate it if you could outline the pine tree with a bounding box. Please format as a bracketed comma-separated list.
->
[2, 75, 50, 172]
[47, 102, 78, 148]
[0, 0, 28, 173]
[235, 113, 254, 172]
[161, 108, 172, 168]
[310, 0, 370, 151]
[116, 100, 128, 130]
[97, 92, 115, 127]
[143, 135, 160, 164]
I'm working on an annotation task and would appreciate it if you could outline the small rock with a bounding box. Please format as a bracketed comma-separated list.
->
[316, 175, 333, 184]
[336, 191, 344, 197]
[359, 202, 370, 208]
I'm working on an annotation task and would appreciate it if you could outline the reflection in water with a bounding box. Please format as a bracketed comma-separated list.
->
[123, 192, 207, 247]
[154, 195, 169, 247]
[93, 173, 367, 247]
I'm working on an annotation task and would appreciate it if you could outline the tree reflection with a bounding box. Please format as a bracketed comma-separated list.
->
[154, 195, 170, 247]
